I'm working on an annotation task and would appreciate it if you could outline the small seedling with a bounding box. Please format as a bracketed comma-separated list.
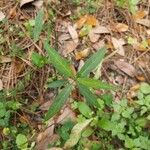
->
[43, 41, 115, 121]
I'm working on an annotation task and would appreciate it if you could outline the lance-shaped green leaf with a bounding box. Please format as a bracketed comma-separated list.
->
[44, 41, 74, 78]
[77, 47, 106, 77]
[45, 84, 72, 121]
[47, 80, 68, 89]
[77, 78, 115, 90]
[33, 9, 44, 42]
[78, 83, 99, 107]
[64, 119, 93, 149]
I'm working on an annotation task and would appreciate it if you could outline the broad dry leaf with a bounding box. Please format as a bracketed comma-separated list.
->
[58, 33, 71, 43]
[56, 107, 76, 124]
[92, 26, 110, 34]
[136, 19, 150, 27]
[112, 37, 125, 56]
[86, 15, 97, 26]
[62, 41, 78, 56]
[78, 60, 84, 71]
[68, 25, 79, 43]
[115, 23, 129, 32]
[0, 79, 3, 91]
[74, 15, 87, 29]
[114, 60, 136, 77]
[0, 11, 5, 21]
[89, 31, 100, 43]
[133, 10, 147, 20]
[32, 0, 43, 9]
[50, 148, 63, 150]
[20, 0, 34, 7]
[93, 40, 105, 50]
[0, 56, 12, 63]
[146, 30, 150, 35]
[75, 48, 90, 60]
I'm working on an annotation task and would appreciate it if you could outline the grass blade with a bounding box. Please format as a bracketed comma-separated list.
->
[45, 84, 72, 121]
[78, 83, 99, 107]
[44, 41, 74, 78]
[33, 9, 44, 42]
[77, 78, 115, 90]
[77, 47, 106, 77]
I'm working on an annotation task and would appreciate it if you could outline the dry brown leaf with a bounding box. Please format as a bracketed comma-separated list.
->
[146, 30, 150, 35]
[136, 76, 146, 81]
[78, 60, 84, 71]
[133, 10, 147, 20]
[115, 23, 129, 32]
[62, 41, 78, 56]
[133, 43, 147, 51]
[147, 39, 150, 46]
[20, 0, 34, 7]
[58, 33, 71, 43]
[68, 25, 79, 43]
[86, 15, 97, 26]
[114, 60, 136, 77]
[112, 37, 125, 56]
[32, 0, 43, 9]
[56, 107, 76, 124]
[92, 26, 110, 34]
[93, 40, 105, 50]
[39, 101, 52, 111]
[136, 19, 150, 27]
[89, 31, 100, 43]
[75, 48, 90, 60]
[0, 79, 3, 91]
[8, 7, 17, 19]
[0, 11, 5, 21]
[74, 15, 87, 29]
[0, 56, 12, 63]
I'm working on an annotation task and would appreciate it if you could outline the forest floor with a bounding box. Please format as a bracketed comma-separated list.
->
[0, 0, 150, 150]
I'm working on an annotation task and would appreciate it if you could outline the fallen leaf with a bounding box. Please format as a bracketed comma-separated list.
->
[20, 0, 34, 7]
[56, 107, 76, 124]
[58, 33, 71, 43]
[75, 48, 90, 60]
[74, 15, 87, 29]
[32, 0, 43, 9]
[93, 40, 105, 50]
[92, 26, 110, 34]
[136, 76, 145, 81]
[39, 101, 52, 111]
[112, 37, 125, 56]
[146, 30, 150, 35]
[8, 6, 17, 19]
[86, 15, 97, 26]
[136, 19, 150, 27]
[115, 23, 129, 32]
[68, 25, 79, 43]
[62, 41, 78, 56]
[0, 79, 3, 91]
[78, 60, 84, 71]
[0, 56, 12, 63]
[133, 10, 147, 20]
[130, 84, 140, 91]
[89, 31, 100, 43]
[114, 60, 136, 77]
[0, 11, 5, 21]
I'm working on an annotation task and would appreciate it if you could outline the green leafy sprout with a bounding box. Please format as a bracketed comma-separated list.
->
[41, 41, 115, 121]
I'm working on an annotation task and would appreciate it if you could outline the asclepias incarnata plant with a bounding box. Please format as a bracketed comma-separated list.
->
[44, 41, 115, 121]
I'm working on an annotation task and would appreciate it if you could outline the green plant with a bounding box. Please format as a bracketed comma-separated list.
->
[42, 41, 114, 121]
[116, 0, 139, 14]
[63, 83, 150, 149]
